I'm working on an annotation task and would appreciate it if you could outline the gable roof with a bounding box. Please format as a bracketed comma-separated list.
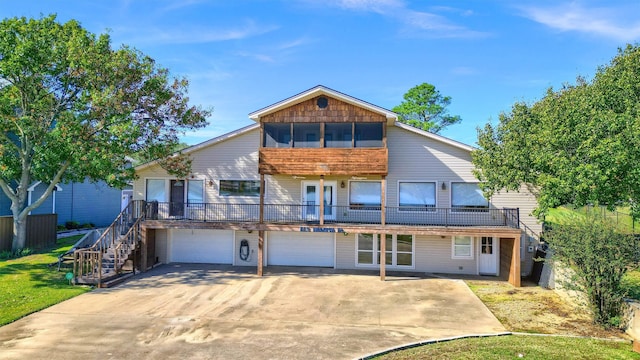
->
[135, 123, 259, 171]
[248, 85, 398, 124]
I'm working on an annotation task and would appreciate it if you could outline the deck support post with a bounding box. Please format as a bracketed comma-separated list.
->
[380, 175, 386, 281]
[510, 236, 521, 287]
[140, 226, 148, 272]
[258, 174, 265, 277]
[319, 175, 325, 226]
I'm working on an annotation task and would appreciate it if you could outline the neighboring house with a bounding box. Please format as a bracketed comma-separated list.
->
[0, 179, 131, 228]
[133, 86, 542, 287]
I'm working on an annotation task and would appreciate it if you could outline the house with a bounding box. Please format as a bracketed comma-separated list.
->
[128, 86, 542, 287]
[0, 179, 131, 228]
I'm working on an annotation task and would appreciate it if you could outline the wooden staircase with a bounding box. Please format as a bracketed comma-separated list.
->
[73, 200, 146, 287]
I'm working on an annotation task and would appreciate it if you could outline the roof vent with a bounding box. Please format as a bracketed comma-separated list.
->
[317, 96, 328, 109]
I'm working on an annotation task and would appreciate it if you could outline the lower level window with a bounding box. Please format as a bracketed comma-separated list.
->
[357, 233, 414, 267]
[452, 236, 473, 259]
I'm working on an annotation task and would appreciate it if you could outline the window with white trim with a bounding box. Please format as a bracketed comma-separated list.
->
[146, 179, 166, 202]
[452, 236, 474, 259]
[187, 180, 204, 203]
[399, 181, 436, 211]
[451, 182, 489, 211]
[357, 233, 414, 267]
[349, 181, 381, 210]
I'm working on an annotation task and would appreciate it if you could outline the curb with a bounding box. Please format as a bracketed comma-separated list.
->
[355, 332, 512, 359]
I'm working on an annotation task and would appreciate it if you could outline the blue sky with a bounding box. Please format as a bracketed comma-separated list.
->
[2, 1, 639, 145]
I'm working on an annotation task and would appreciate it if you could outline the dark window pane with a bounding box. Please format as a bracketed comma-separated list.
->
[397, 235, 413, 252]
[354, 122, 383, 148]
[219, 180, 260, 197]
[397, 253, 412, 266]
[264, 123, 291, 148]
[293, 123, 320, 148]
[325, 123, 352, 148]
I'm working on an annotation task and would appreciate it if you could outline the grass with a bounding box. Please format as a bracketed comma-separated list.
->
[546, 206, 639, 233]
[372, 334, 639, 359]
[0, 235, 91, 326]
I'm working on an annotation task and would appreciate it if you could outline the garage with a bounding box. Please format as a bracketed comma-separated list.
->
[267, 231, 334, 267]
[169, 229, 233, 264]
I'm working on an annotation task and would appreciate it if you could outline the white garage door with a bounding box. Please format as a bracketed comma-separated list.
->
[170, 229, 233, 264]
[268, 231, 334, 267]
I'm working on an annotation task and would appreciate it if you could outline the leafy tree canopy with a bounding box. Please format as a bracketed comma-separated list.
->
[0, 15, 209, 249]
[472, 44, 640, 219]
[392, 82, 461, 134]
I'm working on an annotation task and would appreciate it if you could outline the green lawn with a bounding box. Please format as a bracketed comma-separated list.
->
[546, 206, 639, 233]
[0, 235, 91, 326]
[373, 334, 639, 360]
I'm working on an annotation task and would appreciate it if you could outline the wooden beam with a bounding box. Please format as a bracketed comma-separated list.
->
[510, 236, 521, 287]
[319, 175, 325, 226]
[258, 230, 264, 277]
[380, 234, 386, 281]
[140, 227, 148, 272]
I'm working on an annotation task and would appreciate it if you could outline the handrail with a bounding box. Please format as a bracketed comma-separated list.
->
[73, 200, 146, 284]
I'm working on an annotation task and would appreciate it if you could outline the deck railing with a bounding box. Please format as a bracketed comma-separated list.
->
[146, 202, 519, 228]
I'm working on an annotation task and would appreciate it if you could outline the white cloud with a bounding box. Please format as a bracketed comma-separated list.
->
[116, 20, 279, 45]
[518, 3, 640, 41]
[309, 0, 486, 38]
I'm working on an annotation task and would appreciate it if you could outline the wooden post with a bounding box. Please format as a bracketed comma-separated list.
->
[380, 234, 386, 281]
[380, 175, 386, 281]
[510, 236, 521, 287]
[258, 174, 265, 277]
[140, 226, 148, 272]
[319, 175, 325, 226]
[258, 230, 264, 277]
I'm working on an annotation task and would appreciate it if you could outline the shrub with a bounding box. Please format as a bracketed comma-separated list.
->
[545, 214, 638, 327]
[64, 221, 80, 230]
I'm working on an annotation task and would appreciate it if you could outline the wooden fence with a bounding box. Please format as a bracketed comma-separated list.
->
[0, 214, 58, 252]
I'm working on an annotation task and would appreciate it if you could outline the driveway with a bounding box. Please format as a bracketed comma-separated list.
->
[0, 264, 505, 359]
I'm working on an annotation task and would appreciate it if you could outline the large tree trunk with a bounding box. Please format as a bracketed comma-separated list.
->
[12, 214, 27, 251]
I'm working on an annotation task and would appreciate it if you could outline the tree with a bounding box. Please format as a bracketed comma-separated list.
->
[392, 83, 461, 134]
[472, 44, 640, 219]
[0, 15, 209, 250]
[545, 215, 637, 327]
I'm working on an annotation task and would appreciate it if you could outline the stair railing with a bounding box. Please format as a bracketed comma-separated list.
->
[73, 200, 146, 284]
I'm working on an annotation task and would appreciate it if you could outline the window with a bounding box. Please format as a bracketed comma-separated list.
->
[293, 123, 320, 148]
[451, 182, 489, 211]
[219, 180, 260, 197]
[399, 181, 436, 211]
[187, 180, 204, 203]
[452, 236, 473, 259]
[146, 179, 165, 202]
[357, 233, 374, 265]
[357, 233, 414, 267]
[354, 122, 383, 148]
[349, 181, 381, 210]
[263, 123, 291, 148]
[324, 123, 352, 148]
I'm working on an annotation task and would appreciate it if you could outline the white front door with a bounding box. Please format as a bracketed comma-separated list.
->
[302, 181, 336, 221]
[479, 236, 498, 275]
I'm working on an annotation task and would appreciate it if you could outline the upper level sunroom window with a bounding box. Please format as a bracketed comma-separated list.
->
[263, 122, 384, 148]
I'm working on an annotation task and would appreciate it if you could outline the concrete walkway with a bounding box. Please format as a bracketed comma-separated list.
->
[0, 264, 505, 359]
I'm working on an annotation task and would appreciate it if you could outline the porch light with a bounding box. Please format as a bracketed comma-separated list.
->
[441, 182, 447, 191]
[340, 181, 345, 188]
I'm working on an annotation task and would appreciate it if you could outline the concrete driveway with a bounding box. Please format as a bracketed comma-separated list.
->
[0, 264, 505, 360]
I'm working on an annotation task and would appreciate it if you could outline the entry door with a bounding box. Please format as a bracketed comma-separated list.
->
[170, 180, 185, 217]
[302, 181, 336, 221]
[479, 237, 498, 275]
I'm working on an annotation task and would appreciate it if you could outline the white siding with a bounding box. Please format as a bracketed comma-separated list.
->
[414, 235, 477, 274]
[134, 128, 260, 203]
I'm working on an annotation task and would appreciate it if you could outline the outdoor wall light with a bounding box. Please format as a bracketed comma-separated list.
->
[340, 181, 345, 188]
[441, 182, 447, 191]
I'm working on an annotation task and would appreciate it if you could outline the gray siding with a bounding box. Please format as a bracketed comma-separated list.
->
[135, 128, 260, 204]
